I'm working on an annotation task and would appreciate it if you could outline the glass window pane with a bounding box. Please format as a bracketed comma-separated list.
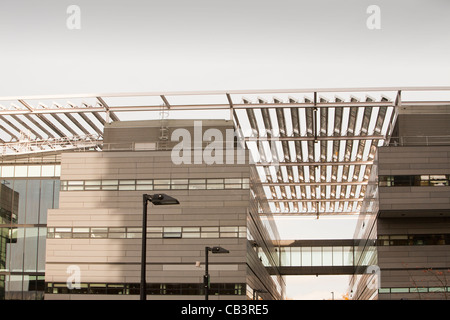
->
[343, 246, 353, 266]
[127, 233, 141, 238]
[137, 180, 153, 185]
[40, 180, 55, 223]
[202, 227, 218, 232]
[225, 179, 241, 184]
[207, 184, 224, 189]
[190, 179, 205, 184]
[225, 184, 241, 189]
[147, 227, 162, 232]
[1, 166, 14, 177]
[301, 247, 311, 267]
[182, 233, 200, 238]
[220, 232, 237, 238]
[119, 185, 135, 190]
[119, 180, 135, 185]
[322, 247, 333, 266]
[163, 227, 181, 233]
[201, 232, 219, 238]
[23, 228, 38, 272]
[67, 185, 83, 191]
[37, 227, 47, 272]
[189, 184, 205, 190]
[171, 184, 187, 190]
[136, 185, 153, 190]
[26, 180, 41, 224]
[154, 179, 170, 184]
[172, 179, 188, 185]
[28, 166, 41, 177]
[333, 247, 344, 266]
[85, 180, 101, 185]
[208, 179, 224, 184]
[291, 247, 301, 267]
[14, 166, 28, 177]
[182, 227, 200, 232]
[220, 226, 238, 232]
[14, 180, 27, 224]
[102, 185, 118, 190]
[41, 165, 55, 177]
[85, 185, 101, 190]
[102, 180, 118, 186]
[280, 248, 290, 266]
[68, 181, 84, 185]
[109, 233, 126, 239]
[312, 247, 322, 266]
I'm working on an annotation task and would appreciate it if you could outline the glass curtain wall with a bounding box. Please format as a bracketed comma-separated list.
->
[0, 178, 59, 300]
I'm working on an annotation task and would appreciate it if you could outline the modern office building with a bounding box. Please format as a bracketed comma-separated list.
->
[0, 87, 449, 300]
[0, 153, 60, 299]
[349, 103, 450, 300]
[43, 119, 284, 300]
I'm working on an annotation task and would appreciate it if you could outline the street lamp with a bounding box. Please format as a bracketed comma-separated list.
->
[141, 194, 180, 301]
[204, 246, 229, 300]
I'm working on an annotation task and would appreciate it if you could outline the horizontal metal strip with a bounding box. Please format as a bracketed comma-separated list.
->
[245, 135, 384, 141]
[267, 198, 363, 202]
[256, 161, 373, 166]
[262, 181, 368, 186]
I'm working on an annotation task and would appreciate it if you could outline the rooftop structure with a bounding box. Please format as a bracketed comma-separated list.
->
[2, 87, 450, 217]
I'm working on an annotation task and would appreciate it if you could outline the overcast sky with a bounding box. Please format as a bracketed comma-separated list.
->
[1, 0, 449, 299]
[0, 0, 449, 97]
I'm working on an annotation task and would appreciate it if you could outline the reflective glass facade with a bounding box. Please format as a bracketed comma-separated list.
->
[0, 178, 60, 300]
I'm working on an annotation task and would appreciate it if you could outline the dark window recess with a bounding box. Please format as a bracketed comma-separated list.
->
[378, 234, 450, 246]
[46, 282, 247, 295]
[379, 175, 450, 187]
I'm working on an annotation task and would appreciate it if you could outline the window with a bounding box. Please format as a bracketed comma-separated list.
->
[46, 225, 245, 239]
[189, 179, 206, 190]
[377, 234, 450, 246]
[379, 175, 450, 187]
[60, 177, 250, 191]
[163, 227, 182, 238]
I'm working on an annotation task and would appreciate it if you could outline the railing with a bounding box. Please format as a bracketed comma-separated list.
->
[389, 136, 450, 146]
[1, 134, 102, 155]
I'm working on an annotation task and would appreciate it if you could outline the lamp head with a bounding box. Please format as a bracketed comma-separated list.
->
[145, 194, 180, 205]
[211, 246, 229, 254]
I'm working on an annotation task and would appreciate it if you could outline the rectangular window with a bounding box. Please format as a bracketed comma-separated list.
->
[136, 180, 153, 190]
[154, 180, 170, 189]
[1, 166, 14, 177]
[202, 227, 219, 232]
[189, 179, 206, 190]
[91, 227, 108, 238]
[201, 232, 219, 238]
[163, 227, 182, 238]
[391, 288, 409, 293]
[89, 283, 107, 294]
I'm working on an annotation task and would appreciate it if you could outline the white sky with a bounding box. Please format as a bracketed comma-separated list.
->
[1, 0, 449, 300]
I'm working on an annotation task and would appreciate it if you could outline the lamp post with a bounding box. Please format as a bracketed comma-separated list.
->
[141, 193, 180, 301]
[204, 246, 229, 300]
